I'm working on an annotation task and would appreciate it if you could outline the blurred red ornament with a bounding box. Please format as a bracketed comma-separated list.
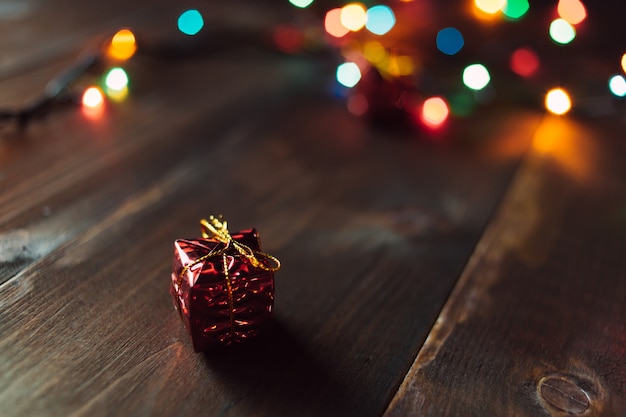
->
[272, 23, 304, 54]
[170, 216, 280, 351]
[355, 67, 417, 125]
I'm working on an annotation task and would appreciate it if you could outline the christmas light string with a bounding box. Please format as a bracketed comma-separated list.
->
[1, 1, 624, 133]
[284, 0, 625, 130]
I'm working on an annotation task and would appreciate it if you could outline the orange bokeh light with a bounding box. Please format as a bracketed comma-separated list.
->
[421, 97, 449, 128]
[325, 8, 350, 38]
[107, 29, 137, 61]
[557, 0, 587, 25]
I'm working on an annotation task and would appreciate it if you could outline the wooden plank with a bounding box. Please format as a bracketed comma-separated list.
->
[0, 75, 542, 417]
[384, 115, 626, 416]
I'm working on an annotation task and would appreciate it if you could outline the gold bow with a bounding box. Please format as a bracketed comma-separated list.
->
[177, 215, 281, 286]
[200, 215, 281, 272]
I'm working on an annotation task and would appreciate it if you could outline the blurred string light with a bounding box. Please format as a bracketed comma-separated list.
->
[474, 0, 506, 15]
[82, 87, 105, 109]
[545, 88, 572, 115]
[337, 62, 361, 88]
[340, 3, 367, 32]
[436, 27, 464, 56]
[608, 75, 626, 97]
[421, 97, 449, 128]
[288, 0, 314, 8]
[104, 67, 129, 91]
[387, 55, 414, 77]
[549, 18, 576, 45]
[178, 9, 204, 36]
[107, 29, 136, 61]
[365, 5, 395, 35]
[510, 47, 539, 77]
[273, 24, 304, 53]
[325, 8, 350, 38]
[104, 67, 129, 102]
[502, 0, 530, 20]
[463, 64, 491, 90]
[557, 0, 587, 25]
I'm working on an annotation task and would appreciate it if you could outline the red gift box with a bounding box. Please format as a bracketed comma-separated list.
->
[170, 218, 279, 351]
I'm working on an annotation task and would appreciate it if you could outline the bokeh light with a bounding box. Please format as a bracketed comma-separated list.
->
[549, 18, 576, 45]
[347, 94, 369, 116]
[363, 41, 387, 64]
[510, 47, 539, 77]
[608, 75, 626, 97]
[421, 97, 449, 128]
[337, 62, 362, 88]
[387, 55, 414, 77]
[178, 9, 204, 36]
[474, 0, 506, 14]
[107, 29, 136, 61]
[273, 24, 304, 53]
[340, 4, 367, 32]
[463, 64, 491, 90]
[365, 5, 395, 35]
[557, 0, 587, 25]
[621, 53, 626, 73]
[325, 8, 350, 38]
[502, 0, 530, 19]
[545, 88, 572, 115]
[288, 0, 314, 8]
[104, 67, 129, 92]
[82, 87, 105, 109]
[436, 27, 464, 56]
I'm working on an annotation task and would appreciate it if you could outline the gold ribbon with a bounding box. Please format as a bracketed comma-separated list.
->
[199, 215, 281, 272]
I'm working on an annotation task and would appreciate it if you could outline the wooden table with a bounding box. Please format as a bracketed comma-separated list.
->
[1, 1, 625, 416]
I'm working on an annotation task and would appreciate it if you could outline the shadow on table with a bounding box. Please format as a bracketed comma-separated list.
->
[202, 320, 356, 416]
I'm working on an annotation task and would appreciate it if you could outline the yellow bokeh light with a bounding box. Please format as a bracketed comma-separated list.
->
[557, 0, 587, 25]
[387, 55, 414, 76]
[107, 29, 137, 61]
[340, 3, 367, 32]
[363, 41, 387, 64]
[621, 53, 626, 73]
[474, 0, 506, 14]
[545, 88, 571, 115]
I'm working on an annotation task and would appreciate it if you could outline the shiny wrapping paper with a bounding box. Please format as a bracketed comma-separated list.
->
[170, 228, 274, 351]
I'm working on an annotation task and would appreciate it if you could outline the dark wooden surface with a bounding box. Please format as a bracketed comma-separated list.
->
[1, 1, 625, 416]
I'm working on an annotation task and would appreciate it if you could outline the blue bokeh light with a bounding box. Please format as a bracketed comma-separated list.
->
[365, 5, 396, 36]
[178, 9, 204, 36]
[436, 27, 464, 56]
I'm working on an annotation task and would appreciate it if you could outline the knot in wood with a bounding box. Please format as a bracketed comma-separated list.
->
[537, 375, 590, 414]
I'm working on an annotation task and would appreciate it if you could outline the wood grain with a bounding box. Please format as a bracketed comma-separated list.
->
[0, 5, 543, 412]
[384, 115, 626, 417]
